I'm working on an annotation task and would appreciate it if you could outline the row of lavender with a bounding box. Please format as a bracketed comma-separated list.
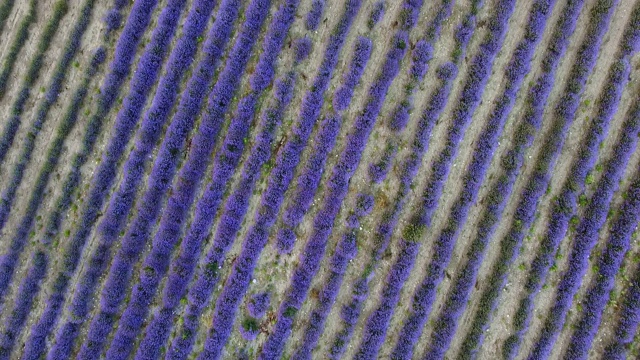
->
[449, 1, 627, 359]
[1, 0, 332, 357]
[1, 0, 639, 357]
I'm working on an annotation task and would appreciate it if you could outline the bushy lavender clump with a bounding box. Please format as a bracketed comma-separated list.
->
[103, 0, 129, 35]
[355, 193, 374, 217]
[294, 36, 312, 63]
[368, 0, 384, 28]
[368, 141, 397, 183]
[333, 36, 372, 111]
[306, 0, 324, 30]
[103, 8, 121, 32]
[409, 39, 433, 81]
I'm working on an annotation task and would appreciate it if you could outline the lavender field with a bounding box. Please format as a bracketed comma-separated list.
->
[0, 0, 638, 358]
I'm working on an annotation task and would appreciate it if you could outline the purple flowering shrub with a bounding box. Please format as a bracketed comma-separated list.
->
[368, 1, 384, 29]
[333, 36, 372, 112]
[248, 292, 271, 319]
[306, 0, 324, 31]
[294, 36, 312, 63]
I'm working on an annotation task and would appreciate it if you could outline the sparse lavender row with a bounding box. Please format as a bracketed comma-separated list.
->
[603, 220, 640, 360]
[139, 72, 294, 360]
[0, 38, 105, 358]
[512, 2, 621, 358]
[193, 1, 363, 358]
[354, 239, 420, 360]
[0, 0, 93, 304]
[306, 0, 324, 31]
[386, 39, 433, 132]
[411, 0, 514, 230]
[0, 51, 105, 352]
[21, 0, 159, 357]
[410, 0, 558, 357]
[263, 3, 417, 351]
[45, 0, 187, 357]
[355, 0, 515, 357]
[566, 88, 640, 359]
[425, 0, 454, 42]
[333, 36, 372, 112]
[368, 140, 397, 183]
[0, 0, 65, 231]
[81, 0, 273, 357]
[331, 2, 461, 356]
[276, 114, 342, 253]
[294, 36, 312, 63]
[514, 21, 634, 358]
[0, 253, 46, 360]
[103, 0, 129, 35]
[0, 0, 87, 232]
[368, 1, 385, 29]
[376, 61, 458, 261]
[291, 208, 367, 360]
[145, 2, 296, 358]
[457, 0, 587, 356]
[0, 0, 36, 102]
[410, 40, 433, 82]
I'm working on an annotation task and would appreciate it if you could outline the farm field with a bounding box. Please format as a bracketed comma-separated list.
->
[0, 0, 639, 358]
